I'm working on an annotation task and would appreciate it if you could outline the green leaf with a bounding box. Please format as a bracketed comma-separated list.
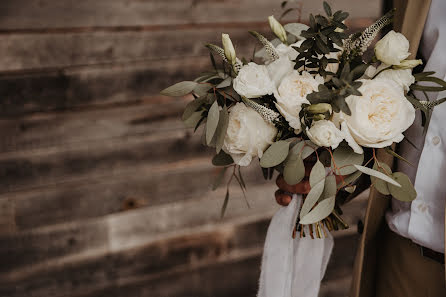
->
[216, 77, 232, 89]
[220, 189, 230, 218]
[331, 145, 364, 175]
[283, 155, 305, 185]
[323, 1, 332, 16]
[337, 171, 362, 189]
[348, 64, 369, 81]
[161, 81, 198, 96]
[370, 162, 391, 195]
[182, 97, 206, 121]
[183, 111, 204, 128]
[212, 151, 234, 166]
[215, 105, 229, 153]
[309, 160, 326, 187]
[413, 71, 435, 80]
[300, 196, 335, 225]
[353, 164, 401, 187]
[388, 172, 417, 202]
[260, 141, 290, 168]
[321, 175, 337, 201]
[212, 167, 228, 191]
[284, 23, 309, 39]
[206, 101, 220, 145]
[300, 179, 325, 218]
[193, 83, 213, 97]
[385, 147, 414, 167]
[410, 85, 445, 92]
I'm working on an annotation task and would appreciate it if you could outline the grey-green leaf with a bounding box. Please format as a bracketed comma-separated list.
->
[206, 101, 220, 145]
[353, 165, 401, 187]
[309, 160, 326, 187]
[220, 189, 230, 218]
[284, 23, 309, 39]
[388, 172, 417, 202]
[260, 141, 290, 168]
[337, 171, 362, 189]
[321, 175, 336, 201]
[161, 81, 198, 96]
[300, 196, 335, 225]
[182, 97, 206, 121]
[193, 83, 213, 97]
[371, 162, 392, 195]
[217, 77, 232, 89]
[215, 105, 229, 153]
[332, 145, 364, 175]
[283, 156, 305, 185]
[300, 179, 325, 218]
[183, 111, 203, 128]
[212, 151, 234, 166]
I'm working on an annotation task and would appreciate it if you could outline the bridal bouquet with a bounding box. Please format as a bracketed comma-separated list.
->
[161, 2, 446, 238]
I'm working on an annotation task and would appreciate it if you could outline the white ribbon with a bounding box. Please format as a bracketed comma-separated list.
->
[258, 194, 334, 297]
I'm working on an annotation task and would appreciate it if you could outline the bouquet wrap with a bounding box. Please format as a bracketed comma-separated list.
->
[258, 194, 333, 297]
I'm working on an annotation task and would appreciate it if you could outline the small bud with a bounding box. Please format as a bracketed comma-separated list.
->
[393, 59, 423, 69]
[306, 103, 333, 115]
[268, 16, 288, 44]
[222, 33, 237, 65]
[312, 114, 326, 121]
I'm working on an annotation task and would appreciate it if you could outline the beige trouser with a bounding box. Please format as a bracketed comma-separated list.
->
[375, 226, 446, 297]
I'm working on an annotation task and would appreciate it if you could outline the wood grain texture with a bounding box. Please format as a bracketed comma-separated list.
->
[0, 56, 210, 116]
[0, 218, 359, 297]
[0, 0, 380, 30]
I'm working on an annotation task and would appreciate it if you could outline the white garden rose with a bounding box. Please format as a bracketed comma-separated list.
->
[233, 62, 275, 98]
[375, 68, 415, 92]
[223, 103, 278, 166]
[274, 71, 324, 132]
[374, 30, 410, 65]
[340, 79, 416, 154]
[306, 120, 344, 149]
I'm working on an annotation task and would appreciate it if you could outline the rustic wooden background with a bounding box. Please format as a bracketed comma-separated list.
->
[0, 1, 381, 296]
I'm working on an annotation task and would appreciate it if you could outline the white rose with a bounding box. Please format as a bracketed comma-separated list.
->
[374, 30, 410, 65]
[223, 102, 278, 166]
[340, 79, 416, 154]
[375, 68, 415, 92]
[266, 40, 303, 87]
[306, 120, 344, 149]
[274, 71, 324, 132]
[233, 62, 275, 98]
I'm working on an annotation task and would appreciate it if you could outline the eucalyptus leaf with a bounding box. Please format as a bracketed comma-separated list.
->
[332, 145, 364, 175]
[183, 111, 203, 128]
[353, 165, 401, 187]
[182, 97, 206, 121]
[215, 106, 229, 153]
[161, 81, 198, 96]
[300, 196, 335, 225]
[388, 172, 417, 202]
[206, 101, 220, 145]
[220, 189, 230, 218]
[309, 160, 326, 187]
[321, 175, 336, 201]
[212, 151, 234, 166]
[216, 77, 232, 89]
[300, 179, 325, 218]
[284, 23, 309, 39]
[337, 171, 362, 189]
[283, 156, 305, 185]
[371, 162, 391, 195]
[193, 83, 213, 97]
[260, 141, 290, 168]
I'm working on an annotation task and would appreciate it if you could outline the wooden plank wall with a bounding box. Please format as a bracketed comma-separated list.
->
[0, 1, 381, 296]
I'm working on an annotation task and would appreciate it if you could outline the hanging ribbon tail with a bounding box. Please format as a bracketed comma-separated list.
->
[257, 194, 334, 297]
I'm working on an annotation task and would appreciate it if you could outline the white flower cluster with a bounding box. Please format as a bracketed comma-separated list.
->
[223, 28, 417, 166]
